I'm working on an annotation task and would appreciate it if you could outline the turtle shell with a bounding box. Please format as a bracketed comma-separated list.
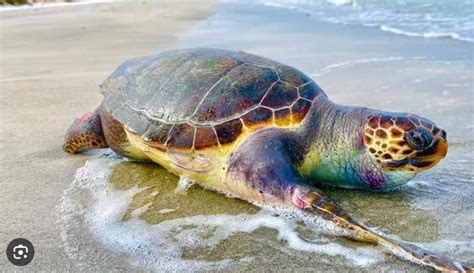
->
[101, 48, 326, 150]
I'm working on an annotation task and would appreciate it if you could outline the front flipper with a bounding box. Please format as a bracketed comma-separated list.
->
[64, 110, 108, 153]
[291, 186, 472, 272]
[228, 129, 472, 272]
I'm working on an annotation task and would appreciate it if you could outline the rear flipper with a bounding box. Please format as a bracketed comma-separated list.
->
[227, 128, 473, 272]
[63, 110, 108, 154]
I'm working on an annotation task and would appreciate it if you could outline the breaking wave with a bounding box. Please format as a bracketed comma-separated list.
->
[256, 0, 474, 43]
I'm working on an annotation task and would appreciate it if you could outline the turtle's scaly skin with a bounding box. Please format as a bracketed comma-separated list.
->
[64, 48, 470, 272]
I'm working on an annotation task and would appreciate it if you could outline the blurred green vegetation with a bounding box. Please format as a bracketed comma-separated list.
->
[1, 0, 29, 4]
[0, 0, 73, 5]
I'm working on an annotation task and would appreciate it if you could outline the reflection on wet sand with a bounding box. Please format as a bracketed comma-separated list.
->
[110, 161, 260, 224]
[326, 188, 439, 242]
[112, 160, 439, 243]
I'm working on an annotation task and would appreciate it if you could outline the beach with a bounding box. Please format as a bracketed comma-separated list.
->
[0, 1, 217, 271]
[1, 0, 473, 272]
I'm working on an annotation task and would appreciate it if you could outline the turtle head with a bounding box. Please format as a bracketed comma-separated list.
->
[298, 100, 448, 190]
[362, 112, 448, 182]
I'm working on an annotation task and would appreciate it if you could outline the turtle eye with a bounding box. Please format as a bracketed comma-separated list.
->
[404, 127, 433, 151]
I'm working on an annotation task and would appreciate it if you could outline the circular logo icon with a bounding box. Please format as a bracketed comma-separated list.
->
[6, 238, 34, 266]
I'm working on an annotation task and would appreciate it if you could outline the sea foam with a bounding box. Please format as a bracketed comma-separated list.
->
[258, 0, 474, 43]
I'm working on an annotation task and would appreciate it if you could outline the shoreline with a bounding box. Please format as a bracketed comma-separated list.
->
[261, 0, 474, 44]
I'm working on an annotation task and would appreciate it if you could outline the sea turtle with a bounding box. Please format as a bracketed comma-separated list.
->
[64, 48, 471, 272]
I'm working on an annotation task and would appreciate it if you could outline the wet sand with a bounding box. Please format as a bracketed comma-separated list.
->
[0, 1, 217, 271]
[1, 1, 473, 272]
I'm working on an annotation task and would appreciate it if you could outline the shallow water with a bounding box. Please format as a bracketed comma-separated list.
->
[58, 1, 473, 271]
[254, 0, 474, 43]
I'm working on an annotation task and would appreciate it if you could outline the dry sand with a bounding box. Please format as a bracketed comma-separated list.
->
[0, 1, 216, 270]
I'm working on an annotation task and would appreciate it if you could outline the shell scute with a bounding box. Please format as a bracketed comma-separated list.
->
[236, 50, 279, 68]
[276, 65, 312, 86]
[274, 108, 292, 126]
[291, 99, 312, 123]
[166, 123, 195, 149]
[194, 127, 219, 150]
[242, 107, 273, 128]
[191, 64, 278, 122]
[262, 81, 298, 108]
[143, 122, 173, 145]
[299, 81, 324, 101]
[109, 101, 149, 135]
[214, 119, 243, 145]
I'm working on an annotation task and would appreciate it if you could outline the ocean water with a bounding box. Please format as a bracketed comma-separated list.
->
[247, 0, 474, 43]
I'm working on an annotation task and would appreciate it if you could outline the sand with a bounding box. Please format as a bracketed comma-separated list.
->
[0, 1, 217, 271]
[1, 1, 473, 272]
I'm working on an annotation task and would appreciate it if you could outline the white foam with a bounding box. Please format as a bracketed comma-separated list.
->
[311, 56, 429, 77]
[379, 25, 474, 43]
[58, 152, 383, 271]
[174, 176, 195, 194]
[425, 239, 474, 255]
[444, 83, 471, 88]
[326, 0, 355, 6]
